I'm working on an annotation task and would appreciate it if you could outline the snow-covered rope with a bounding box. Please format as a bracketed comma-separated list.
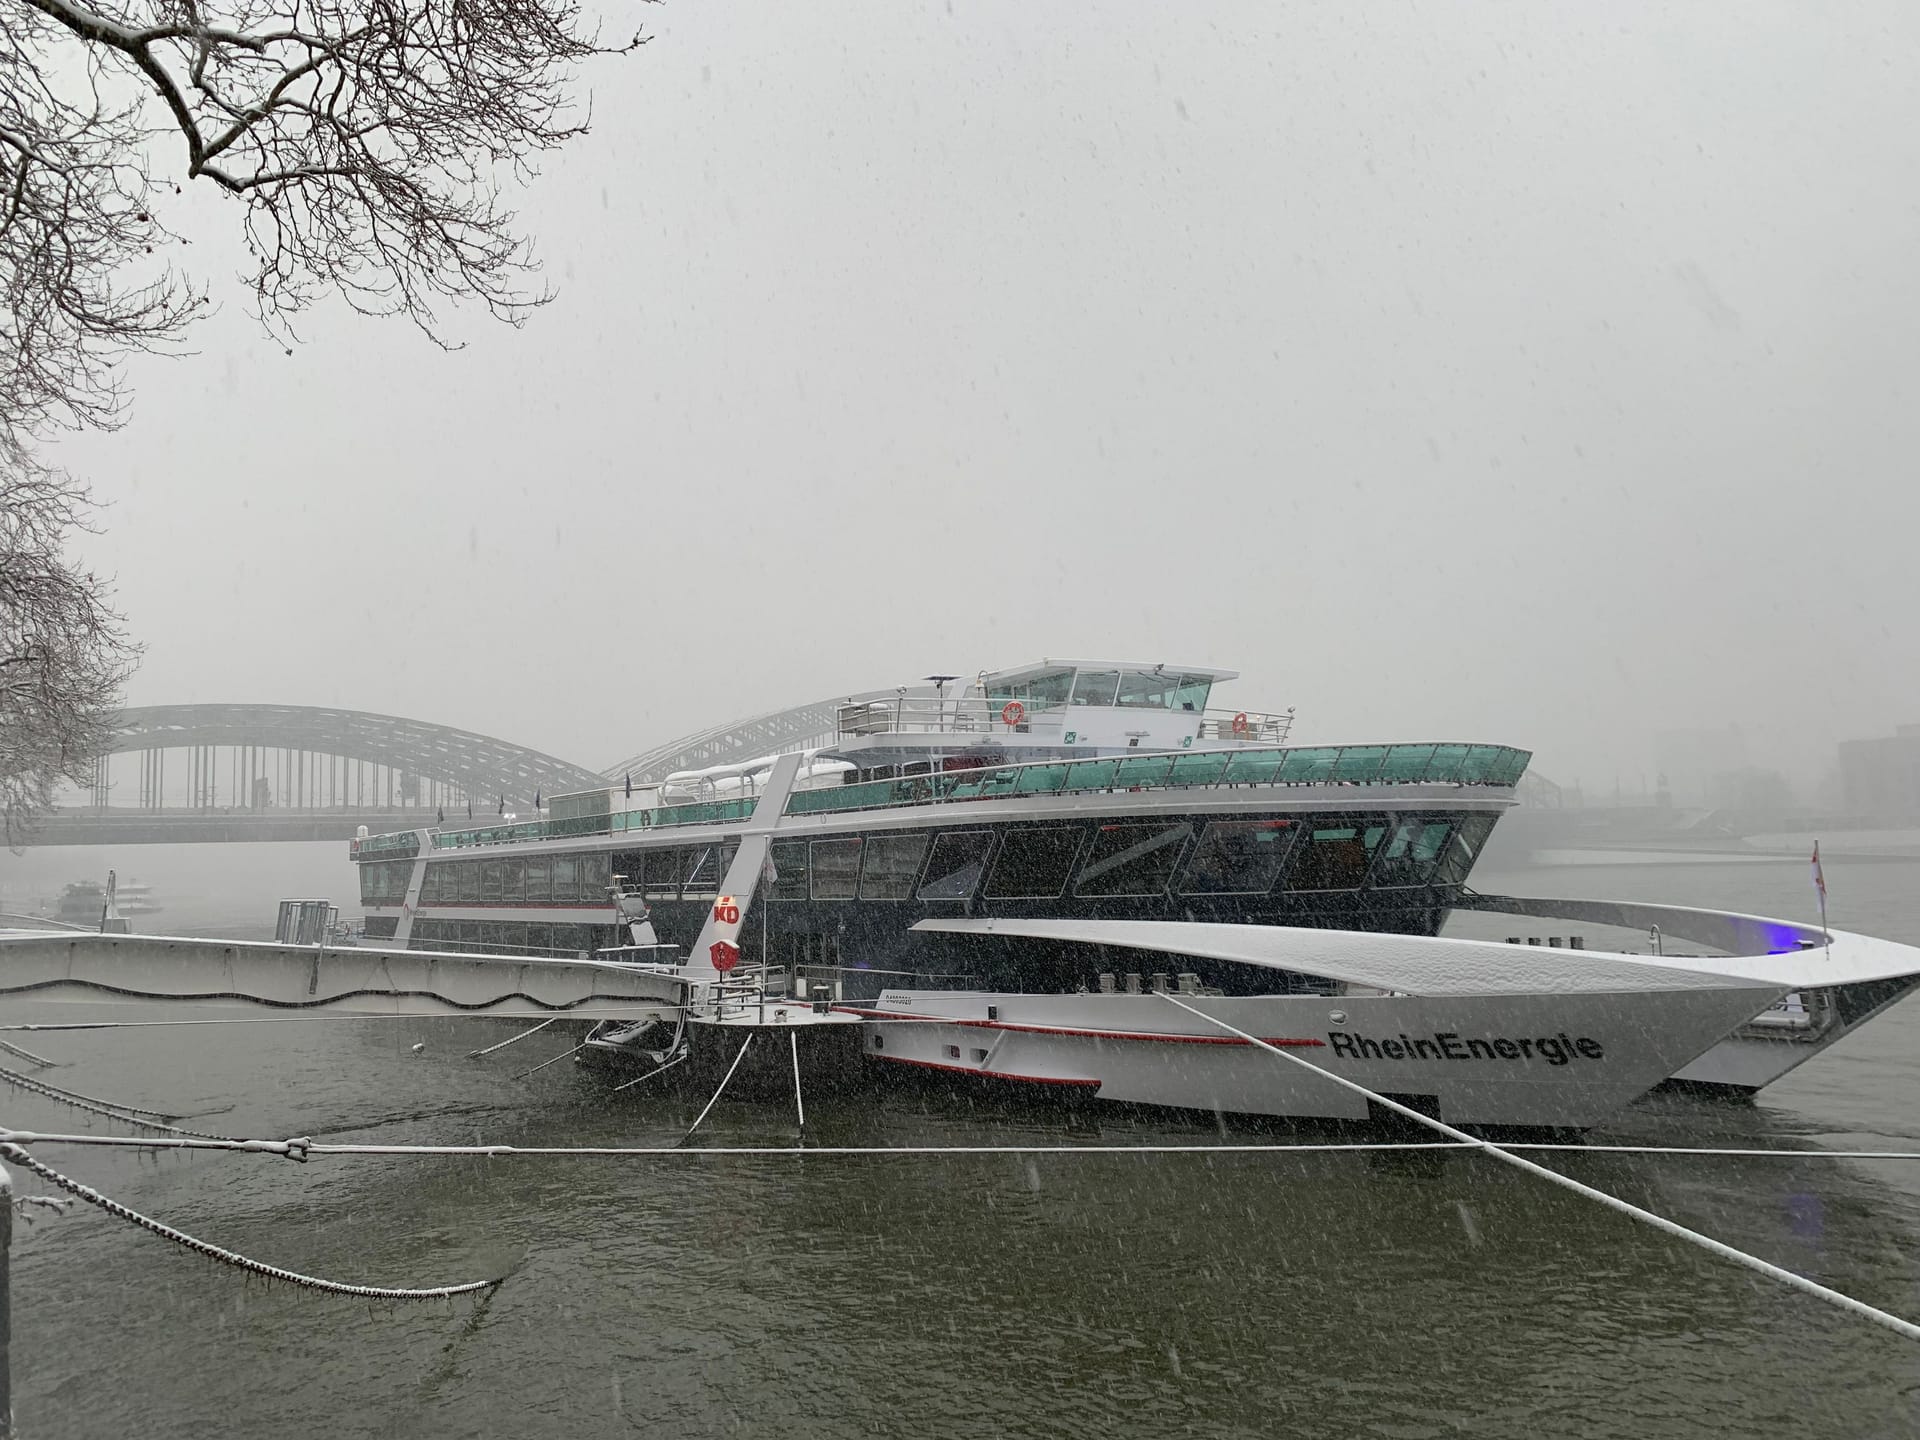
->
[1159, 995, 1920, 1344]
[11, 1129, 1920, 1163]
[610, 1053, 687, 1092]
[466, 1018, 554, 1058]
[0, 1037, 58, 1068]
[0, 1063, 231, 1140]
[685, 1034, 754, 1137]
[512, 1041, 588, 1080]
[0, 1130, 1470, 1159]
[0, 1143, 500, 1300]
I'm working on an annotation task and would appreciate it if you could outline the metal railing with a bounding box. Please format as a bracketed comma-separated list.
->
[784, 742, 1531, 818]
[838, 697, 1297, 744]
[362, 741, 1530, 854]
[837, 697, 1029, 736]
[1196, 709, 1294, 744]
[354, 830, 420, 857]
[419, 796, 758, 852]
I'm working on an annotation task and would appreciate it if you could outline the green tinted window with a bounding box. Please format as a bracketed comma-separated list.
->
[1180, 819, 1295, 894]
[984, 827, 1085, 898]
[524, 856, 552, 903]
[1371, 817, 1453, 887]
[1222, 751, 1285, 784]
[978, 768, 1022, 798]
[1015, 764, 1069, 795]
[768, 842, 810, 900]
[1115, 671, 1179, 708]
[1168, 752, 1231, 787]
[860, 833, 930, 899]
[1493, 749, 1532, 785]
[1075, 823, 1192, 897]
[1459, 746, 1504, 783]
[1070, 671, 1120, 706]
[1064, 759, 1120, 790]
[579, 853, 609, 895]
[1431, 814, 1496, 887]
[1378, 746, 1435, 783]
[1114, 756, 1174, 788]
[1282, 817, 1387, 891]
[1280, 748, 1339, 782]
[1426, 745, 1469, 782]
[683, 844, 735, 897]
[919, 831, 994, 900]
[810, 839, 863, 900]
[1027, 670, 1074, 710]
[1172, 676, 1213, 712]
[1332, 747, 1389, 782]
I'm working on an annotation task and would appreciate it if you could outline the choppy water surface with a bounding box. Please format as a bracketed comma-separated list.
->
[8, 858, 1920, 1438]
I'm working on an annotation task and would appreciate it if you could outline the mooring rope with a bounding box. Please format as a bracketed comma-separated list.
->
[1158, 995, 1920, 1344]
[0, 1130, 1472, 1159]
[0, 1063, 232, 1140]
[610, 1053, 687, 1092]
[9, 1129, 1920, 1163]
[512, 1042, 589, 1080]
[0, 1143, 500, 1300]
[0, 1037, 58, 1068]
[685, 1033, 754, 1138]
[466, 1018, 555, 1058]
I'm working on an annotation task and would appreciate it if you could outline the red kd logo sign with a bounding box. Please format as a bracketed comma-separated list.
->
[709, 940, 740, 973]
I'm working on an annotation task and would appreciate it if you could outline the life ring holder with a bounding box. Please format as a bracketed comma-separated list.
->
[1231, 712, 1251, 739]
[1001, 700, 1025, 727]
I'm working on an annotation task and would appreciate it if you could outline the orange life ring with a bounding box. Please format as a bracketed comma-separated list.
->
[1001, 700, 1025, 726]
[1231, 712, 1250, 738]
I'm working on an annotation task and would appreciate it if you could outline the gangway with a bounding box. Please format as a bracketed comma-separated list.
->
[0, 931, 686, 1022]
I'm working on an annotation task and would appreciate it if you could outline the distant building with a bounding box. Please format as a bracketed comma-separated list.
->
[1838, 724, 1920, 819]
[1653, 725, 1750, 808]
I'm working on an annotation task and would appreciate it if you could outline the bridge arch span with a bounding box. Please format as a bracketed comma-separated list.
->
[94, 704, 604, 813]
[602, 689, 910, 783]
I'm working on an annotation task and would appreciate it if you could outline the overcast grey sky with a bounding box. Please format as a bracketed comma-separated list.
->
[50, 0, 1920, 791]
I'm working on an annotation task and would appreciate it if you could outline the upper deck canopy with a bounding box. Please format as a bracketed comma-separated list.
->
[980, 661, 1238, 714]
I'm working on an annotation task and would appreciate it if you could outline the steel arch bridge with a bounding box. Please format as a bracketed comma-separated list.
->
[88, 704, 605, 813]
[602, 688, 906, 783]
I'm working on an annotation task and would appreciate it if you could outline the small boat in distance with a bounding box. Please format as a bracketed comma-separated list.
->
[54, 882, 107, 927]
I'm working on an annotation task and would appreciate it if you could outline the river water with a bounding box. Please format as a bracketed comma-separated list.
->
[6, 855, 1919, 1438]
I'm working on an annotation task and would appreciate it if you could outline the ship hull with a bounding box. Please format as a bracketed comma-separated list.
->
[844, 987, 1777, 1131]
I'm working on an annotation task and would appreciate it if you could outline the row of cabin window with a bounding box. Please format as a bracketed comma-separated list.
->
[408, 918, 610, 957]
[375, 812, 1495, 910]
[752, 813, 1493, 904]
[986, 669, 1215, 713]
[415, 852, 613, 906]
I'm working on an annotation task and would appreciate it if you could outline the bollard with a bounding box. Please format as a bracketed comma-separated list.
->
[1, 1157, 11, 1439]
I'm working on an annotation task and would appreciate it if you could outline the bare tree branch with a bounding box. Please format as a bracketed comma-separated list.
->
[0, 439, 137, 845]
[0, 0, 636, 835]
[2, 0, 643, 445]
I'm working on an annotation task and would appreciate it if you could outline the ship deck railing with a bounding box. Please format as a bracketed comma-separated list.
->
[837, 696, 1294, 745]
[361, 742, 1530, 857]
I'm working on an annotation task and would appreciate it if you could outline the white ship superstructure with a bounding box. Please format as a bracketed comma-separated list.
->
[339, 660, 1920, 1125]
